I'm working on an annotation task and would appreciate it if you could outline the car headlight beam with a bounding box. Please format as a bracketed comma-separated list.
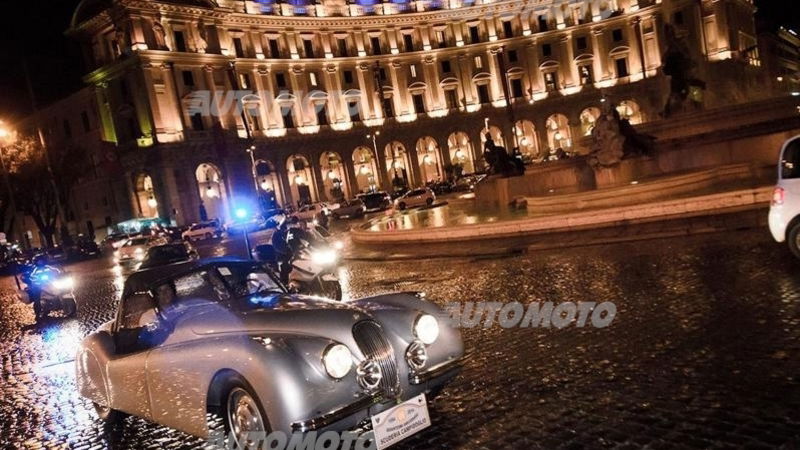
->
[322, 344, 353, 379]
[414, 314, 439, 345]
[311, 249, 338, 266]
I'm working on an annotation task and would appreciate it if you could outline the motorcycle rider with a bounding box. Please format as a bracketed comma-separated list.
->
[271, 219, 293, 284]
[20, 255, 52, 317]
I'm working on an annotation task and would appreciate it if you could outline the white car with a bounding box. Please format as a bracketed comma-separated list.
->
[182, 221, 221, 241]
[769, 136, 800, 258]
[290, 203, 334, 222]
[394, 188, 436, 210]
[114, 236, 168, 265]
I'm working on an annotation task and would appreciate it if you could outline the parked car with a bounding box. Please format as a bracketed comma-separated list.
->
[76, 258, 464, 447]
[114, 236, 168, 265]
[182, 221, 222, 241]
[102, 233, 131, 252]
[357, 191, 392, 212]
[394, 188, 436, 210]
[290, 203, 334, 222]
[68, 237, 102, 261]
[453, 174, 487, 192]
[137, 242, 198, 270]
[45, 246, 68, 264]
[427, 181, 454, 196]
[769, 135, 800, 258]
[331, 199, 366, 219]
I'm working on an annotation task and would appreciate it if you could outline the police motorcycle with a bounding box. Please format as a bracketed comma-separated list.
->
[16, 255, 77, 320]
[253, 219, 343, 300]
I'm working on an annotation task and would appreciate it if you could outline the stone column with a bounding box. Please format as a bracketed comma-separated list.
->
[311, 157, 327, 201]
[356, 63, 378, 119]
[406, 140, 423, 187]
[591, 27, 608, 81]
[525, 40, 542, 94]
[343, 153, 360, 196]
[276, 157, 295, 207]
[560, 34, 577, 87]
[422, 55, 442, 111]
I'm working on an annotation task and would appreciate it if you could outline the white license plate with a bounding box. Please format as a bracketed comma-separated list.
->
[370, 394, 430, 450]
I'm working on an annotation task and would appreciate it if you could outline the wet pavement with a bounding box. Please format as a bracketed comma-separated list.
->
[1, 228, 799, 449]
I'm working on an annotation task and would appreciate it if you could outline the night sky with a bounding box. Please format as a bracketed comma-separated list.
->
[0, 0, 797, 120]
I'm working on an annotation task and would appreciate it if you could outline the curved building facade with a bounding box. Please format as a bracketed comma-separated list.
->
[69, 0, 762, 224]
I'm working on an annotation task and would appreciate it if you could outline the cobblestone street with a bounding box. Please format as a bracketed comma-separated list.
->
[1, 229, 799, 449]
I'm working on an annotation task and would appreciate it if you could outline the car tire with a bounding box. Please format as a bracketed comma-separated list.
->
[217, 378, 270, 449]
[93, 401, 126, 424]
[32, 299, 44, 320]
[788, 222, 800, 259]
[398, 202, 406, 210]
[426, 198, 434, 206]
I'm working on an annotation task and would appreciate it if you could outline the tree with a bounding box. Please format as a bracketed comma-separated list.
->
[6, 136, 89, 247]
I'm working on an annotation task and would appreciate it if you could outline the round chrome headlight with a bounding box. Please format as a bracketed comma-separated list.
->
[413, 314, 439, 345]
[322, 344, 353, 379]
[406, 340, 428, 370]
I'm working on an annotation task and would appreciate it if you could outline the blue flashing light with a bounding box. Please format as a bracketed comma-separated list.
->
[235, 208, 248, 220]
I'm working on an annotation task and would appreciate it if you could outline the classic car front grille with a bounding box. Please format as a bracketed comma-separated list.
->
[352, 320, 400, 397]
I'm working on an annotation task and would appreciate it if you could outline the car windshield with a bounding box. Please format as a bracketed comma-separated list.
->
[125, 238, 149, 246]
[145, 245, 189, 262]
[216, 263, 284, 304]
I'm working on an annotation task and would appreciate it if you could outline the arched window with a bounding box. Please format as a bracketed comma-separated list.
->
[546, 113, 572, 154]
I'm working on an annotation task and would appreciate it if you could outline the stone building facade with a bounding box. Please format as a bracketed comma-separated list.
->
[15, 88, 130, 244]
[68, 0, 764, 225]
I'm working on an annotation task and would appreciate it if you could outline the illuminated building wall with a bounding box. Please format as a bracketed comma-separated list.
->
[67, 0, 766, 224]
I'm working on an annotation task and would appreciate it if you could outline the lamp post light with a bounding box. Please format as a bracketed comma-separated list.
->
[0, 121, 20, 245]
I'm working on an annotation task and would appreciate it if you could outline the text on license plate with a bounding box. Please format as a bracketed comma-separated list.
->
[370, 394, 430, 450]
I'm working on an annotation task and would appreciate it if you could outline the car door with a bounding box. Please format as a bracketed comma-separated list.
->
[105, 292, 163, 419]
[780, 138, 800, 199]
[145, 270, 228, 435]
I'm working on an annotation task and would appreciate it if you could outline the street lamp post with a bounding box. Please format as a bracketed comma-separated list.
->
[0, 122, 20, 246]
[246, 145, 259, 193]
[366, 131, 380, 190]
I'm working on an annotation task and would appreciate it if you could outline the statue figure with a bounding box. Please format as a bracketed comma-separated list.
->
[153, 20, 167, 50]
[588, 105, 655, 168]
[196, 20, 208, 53]
[662, 24, 706, 117]
[483, 133, 524, 177]
[588, 109, 625, 167]
[115, 23, 129, 55]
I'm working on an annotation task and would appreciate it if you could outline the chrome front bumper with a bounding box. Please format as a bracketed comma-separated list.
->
[290, 356, 464, 433]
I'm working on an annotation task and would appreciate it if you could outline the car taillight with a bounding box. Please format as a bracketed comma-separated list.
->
[772, 187, 785, 206]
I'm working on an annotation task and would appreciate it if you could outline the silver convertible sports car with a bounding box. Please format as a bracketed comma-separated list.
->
[76, 257, 464, 448]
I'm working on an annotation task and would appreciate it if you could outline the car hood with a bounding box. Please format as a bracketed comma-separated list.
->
[189, 294, 375, 339]
[118, 245, 145, 256]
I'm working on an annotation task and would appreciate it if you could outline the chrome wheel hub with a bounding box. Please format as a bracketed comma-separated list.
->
[227, 388, 266, 448]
